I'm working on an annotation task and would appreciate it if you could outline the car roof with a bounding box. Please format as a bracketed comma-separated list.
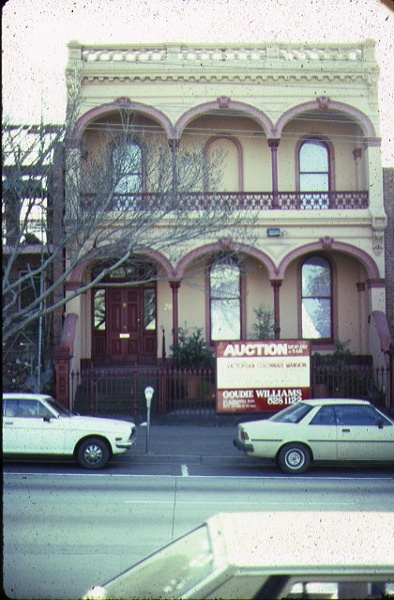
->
[302, 398, 371, 407]
[212, 511, 394, 570]
[3, 393, 53, 401]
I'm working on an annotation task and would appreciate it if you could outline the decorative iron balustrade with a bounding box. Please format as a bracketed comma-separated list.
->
[81, 191, 369, 212]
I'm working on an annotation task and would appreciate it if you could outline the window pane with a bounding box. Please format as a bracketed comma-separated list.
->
[310, 405, 336, 425]
[210, 258, 241, 341]
[144, 288, 156, 331]
[116, 174, 141, 194]
[113, 141, 142, 194]
[300, 173, 329, 192]
[210, 263, 240, 297]
[335, 405, 388, 426]
[93, 289, 106, 331]
[302, 258, 331, 296]
[211, 299, 240, 340]
[300, 141, 329, 172]
[302, 298, 331, 338]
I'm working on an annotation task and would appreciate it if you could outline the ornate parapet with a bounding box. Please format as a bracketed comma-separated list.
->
[66, 40, 379, 86]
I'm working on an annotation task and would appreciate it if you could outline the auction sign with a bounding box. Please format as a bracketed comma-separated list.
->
[216, 340, 311, 413]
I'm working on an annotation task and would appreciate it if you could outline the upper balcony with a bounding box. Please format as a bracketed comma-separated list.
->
[82, 190, 369, 212]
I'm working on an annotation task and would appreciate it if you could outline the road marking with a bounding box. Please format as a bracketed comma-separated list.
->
[181, 464, 189, 477]
[3, 472, 394, 482]
[123, 500, 351, 506]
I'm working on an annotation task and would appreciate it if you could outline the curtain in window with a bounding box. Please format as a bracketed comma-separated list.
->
[299, 140, 329, 209]
[301, 256, 332, 339]
[112, 141, 142, 208]
[210, 257, 241, 340]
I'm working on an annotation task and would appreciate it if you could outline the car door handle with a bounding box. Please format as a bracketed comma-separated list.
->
[4, 421, 14, 425]
[342, 428, 351, 433]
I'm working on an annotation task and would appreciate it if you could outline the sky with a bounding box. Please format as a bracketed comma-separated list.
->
[2, 0, 393, 166]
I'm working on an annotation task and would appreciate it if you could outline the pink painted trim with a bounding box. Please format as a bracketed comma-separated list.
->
[366, 278, 386, 288]
[68, 247, 175, 282]
[174, 99, 274, 139]
[59, 313, 78, 353]
[275, 99, 376, 139]
[277, 240, 380, 280]
[371, 310, 392, 353]
[72, 100, 174, 141]
[204, 136, 244, 191]
[175, 241, 278, 279]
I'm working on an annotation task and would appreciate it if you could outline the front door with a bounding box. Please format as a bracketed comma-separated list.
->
[92, 286, 157, 363]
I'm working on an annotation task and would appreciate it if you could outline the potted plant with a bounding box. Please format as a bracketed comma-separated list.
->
[170, 325, 215, 401]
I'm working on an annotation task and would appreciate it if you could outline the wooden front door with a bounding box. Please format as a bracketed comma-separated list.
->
[92, 286, 157, 363]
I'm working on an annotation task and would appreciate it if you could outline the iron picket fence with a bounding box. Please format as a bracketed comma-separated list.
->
[72, 366, 216, 418]
[71, 363, 392, 418]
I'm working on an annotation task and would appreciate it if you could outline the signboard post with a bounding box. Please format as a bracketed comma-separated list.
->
[216, 340, 311, 413]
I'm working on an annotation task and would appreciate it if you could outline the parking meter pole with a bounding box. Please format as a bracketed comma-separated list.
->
[146, 404, 150, 453]
[144, 387, 154, 454]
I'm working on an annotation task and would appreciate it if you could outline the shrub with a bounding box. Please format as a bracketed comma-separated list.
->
[250, 305, 275, 340]
[171, 325, 215, 370]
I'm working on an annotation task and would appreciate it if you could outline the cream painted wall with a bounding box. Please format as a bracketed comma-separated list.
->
[156, 279, 173, 355]
[243, 257, 273, 337]
[278, 262, 299, 339]
[335, 255, 363, 351]
[177, 267, 207, 331]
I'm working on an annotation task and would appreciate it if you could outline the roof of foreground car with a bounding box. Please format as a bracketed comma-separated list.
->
[302, 398, 371, 406]
[3, 392, 53, 401]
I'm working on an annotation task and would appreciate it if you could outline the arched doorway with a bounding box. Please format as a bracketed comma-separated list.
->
[91, 260, 157, 363]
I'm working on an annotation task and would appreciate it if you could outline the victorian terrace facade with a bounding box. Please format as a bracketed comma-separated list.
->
[61, 41, 388, 406]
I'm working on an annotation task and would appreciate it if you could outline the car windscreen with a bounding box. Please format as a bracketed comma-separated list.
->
[101, 524, 214, 599]
[45, 397, 74, 416]
[268, 402, 313, 424]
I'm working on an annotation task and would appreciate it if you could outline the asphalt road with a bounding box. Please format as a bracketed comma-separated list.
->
[4, 464, 394, 599]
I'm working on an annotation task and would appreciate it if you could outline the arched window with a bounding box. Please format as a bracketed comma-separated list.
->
[301, 256, 332, 339]
[210, 257, 241, 341]
[112, 140, 142, 195]
[299, 140, 330, 209]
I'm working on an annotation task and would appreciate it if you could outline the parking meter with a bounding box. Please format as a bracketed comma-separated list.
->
[144, 386, 154, 453]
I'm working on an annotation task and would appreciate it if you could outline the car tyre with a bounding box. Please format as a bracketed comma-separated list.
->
[278, 443, 311, 474]
[77, 437, 110, 469]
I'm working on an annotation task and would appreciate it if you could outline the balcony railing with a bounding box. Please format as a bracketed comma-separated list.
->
[81, 190, 369, 212]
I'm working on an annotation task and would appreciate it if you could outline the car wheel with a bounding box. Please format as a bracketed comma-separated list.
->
[278, 443, 311, 474]
[77, 437, 110, 469]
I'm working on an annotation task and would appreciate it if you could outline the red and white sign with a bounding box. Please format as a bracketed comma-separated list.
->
[216, 340, 311, 413]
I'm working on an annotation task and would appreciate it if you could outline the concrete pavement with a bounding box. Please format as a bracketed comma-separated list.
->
[131, 416, 262, 464]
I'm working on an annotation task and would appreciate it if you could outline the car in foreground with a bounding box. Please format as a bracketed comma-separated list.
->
[83, 511, 394, 599]
[233, 398, 394, 474]
[2, 393, 136, 469]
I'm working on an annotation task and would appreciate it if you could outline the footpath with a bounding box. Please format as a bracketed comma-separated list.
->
[130, 414, 261, 464]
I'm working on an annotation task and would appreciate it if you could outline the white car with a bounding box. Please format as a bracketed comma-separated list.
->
[234, 398, 394, 474]
[2, 393, 136, 469]
[83, 511, 394, 599]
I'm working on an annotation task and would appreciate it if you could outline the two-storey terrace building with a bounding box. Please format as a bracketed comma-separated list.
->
[62, 41, 388, 392]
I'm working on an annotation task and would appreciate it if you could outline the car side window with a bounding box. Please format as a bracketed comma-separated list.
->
[4, 400, 18, 417]
[310, 405, 336, 425]
[334, 405, 384, 426]
[10, 399, 52, 418]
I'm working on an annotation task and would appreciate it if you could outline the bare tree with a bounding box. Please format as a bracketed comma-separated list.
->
[2, 105, 253, 369]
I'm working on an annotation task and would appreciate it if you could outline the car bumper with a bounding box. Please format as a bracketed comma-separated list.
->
[116, 430, 137, 450]
[233, 438, 254, 453]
